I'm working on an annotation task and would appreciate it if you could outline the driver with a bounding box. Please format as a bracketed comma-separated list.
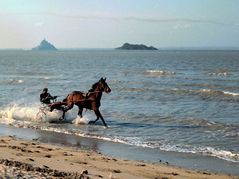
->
[40, 88, 57, 104]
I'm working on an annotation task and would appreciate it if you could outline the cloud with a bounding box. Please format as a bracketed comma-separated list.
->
[1, 12, 238, 28]
[47, 13, 239, 27]
[45, 13, 238, 28]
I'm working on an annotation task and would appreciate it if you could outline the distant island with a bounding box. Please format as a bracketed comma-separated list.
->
[32, 39, 57, 51]
[116, 43, 158, 50]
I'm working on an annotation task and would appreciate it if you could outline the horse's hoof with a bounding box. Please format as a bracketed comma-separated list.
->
[88, 121, 95, 125]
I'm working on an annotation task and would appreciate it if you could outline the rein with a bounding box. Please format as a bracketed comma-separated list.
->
[68, 80, 109, 103]
[87, 91, 102, 94]
[69, 91, 103, 103]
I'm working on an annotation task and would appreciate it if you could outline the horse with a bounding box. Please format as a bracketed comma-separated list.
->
[61, 78, 111, 127]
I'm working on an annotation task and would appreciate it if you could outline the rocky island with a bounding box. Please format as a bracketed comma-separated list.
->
[116, 43, 158, 50]
[32, 39, 57, 51]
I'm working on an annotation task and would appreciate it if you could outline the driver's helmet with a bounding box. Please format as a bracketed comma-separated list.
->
[43, 88, 48, 93]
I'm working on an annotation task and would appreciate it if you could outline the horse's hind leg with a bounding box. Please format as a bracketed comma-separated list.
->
[89, 115, 99, 125]
[50, 103, 62, 112]
[60, 103, 74, 120]
[60, 111, 66, 121]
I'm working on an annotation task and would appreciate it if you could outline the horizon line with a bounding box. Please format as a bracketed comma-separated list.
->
[1, 46, 239, 51]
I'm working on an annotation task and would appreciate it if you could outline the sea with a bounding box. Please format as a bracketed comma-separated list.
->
[0, 50, 238, 175]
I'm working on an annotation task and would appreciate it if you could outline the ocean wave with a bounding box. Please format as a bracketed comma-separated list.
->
[0, 79, 24, 85]
[207, 69, 231, 77]
[160, 144, 239, 163]
[208, 72, 230, 76]
[144, 70, 176, 77]
[173, 117, 220, 128]
[222, 91, 239, 96]
[199, 89, 239, 96]
[74, 130, 239, 163]
[171, 88, 239, 97]
[32, 125, 128, 145]
[152, 116, 239, 138]
[119, 87, 146, 92]
[106, 135, 239, 162]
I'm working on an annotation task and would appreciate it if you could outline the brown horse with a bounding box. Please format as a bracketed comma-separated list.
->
[61, 78, 111, 127]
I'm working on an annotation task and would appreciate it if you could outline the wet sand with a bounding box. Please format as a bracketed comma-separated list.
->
[0, 136, 237, 179]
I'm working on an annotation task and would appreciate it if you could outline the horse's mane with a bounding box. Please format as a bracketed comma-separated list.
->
[89, 82, 98, 92]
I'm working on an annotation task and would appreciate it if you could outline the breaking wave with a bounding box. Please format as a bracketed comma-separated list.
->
[208, 69, 231, 76]
[144, 70, 176, 77]
[0, 79, 24, 85]
[170, 88, 239, 97]
[160, 144, 239, 163]
[208, 72, 230, 76]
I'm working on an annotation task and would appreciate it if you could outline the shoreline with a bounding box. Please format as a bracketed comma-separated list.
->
[0, 135, 237, 179]
[0, 124, 239, 177]
[0, 124, 239, 176]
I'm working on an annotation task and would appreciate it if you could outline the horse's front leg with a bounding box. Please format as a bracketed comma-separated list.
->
[93, 109, 108, 127]
[77, 105, 83, 118]
[89, 115, 99, 125]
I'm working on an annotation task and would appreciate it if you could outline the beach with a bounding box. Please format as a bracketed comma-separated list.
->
[0, 136, 237, 179]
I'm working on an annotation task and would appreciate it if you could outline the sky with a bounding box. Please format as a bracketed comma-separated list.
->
[0, 0, 239, 49]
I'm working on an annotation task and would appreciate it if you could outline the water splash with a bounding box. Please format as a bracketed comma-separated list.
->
[72, 116, 90, 125]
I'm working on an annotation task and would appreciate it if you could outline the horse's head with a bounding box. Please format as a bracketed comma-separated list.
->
[98, 78, 111, 94]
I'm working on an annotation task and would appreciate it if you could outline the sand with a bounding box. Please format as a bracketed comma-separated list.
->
[0, 136, 237, 179]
